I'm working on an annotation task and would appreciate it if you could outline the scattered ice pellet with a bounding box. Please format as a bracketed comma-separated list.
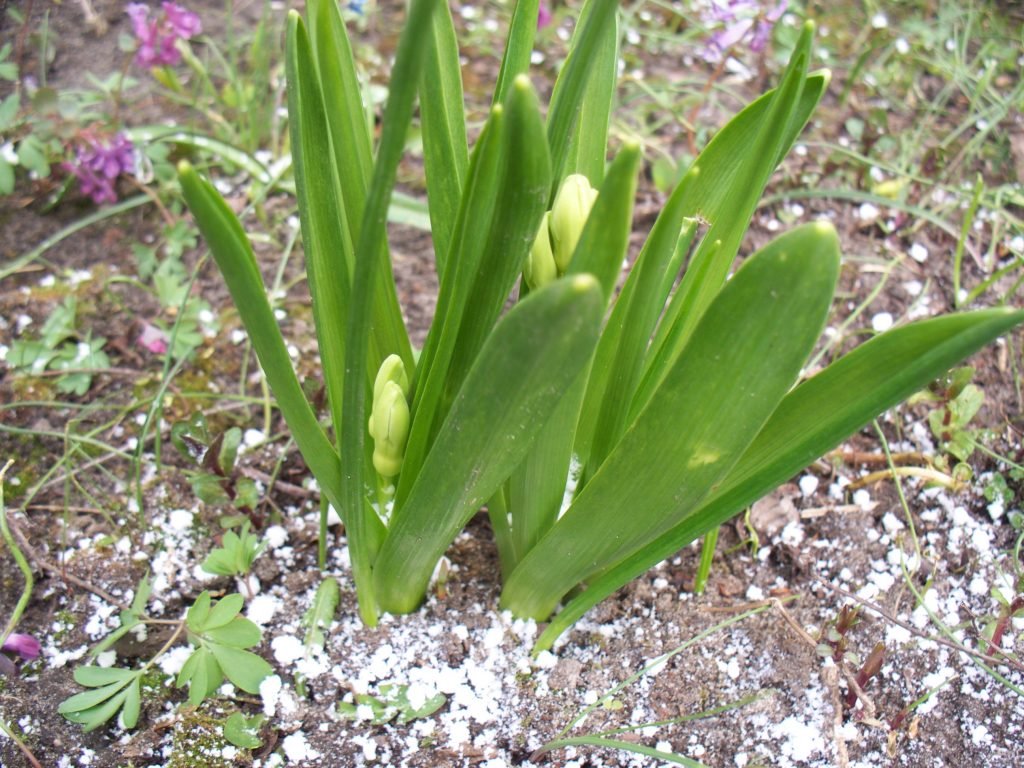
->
[858, 202, 880, 221]
[798, 475, 819, 496]
[871, 312, 894, 332]
[909, 242, 929, 262]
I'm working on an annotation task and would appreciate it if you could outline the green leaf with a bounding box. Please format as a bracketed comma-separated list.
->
[224, 712, 265, 749]
[208, 643, 273, 694]
[16, 135, 49, 178]
[502, 222, 840, 619]
[397, 107, 508, 504]
[303, 577, 340, 649]
[535, 306, 1024, 651]
[73, 666, 137, 687]
[121, 677, 142, 729]
[59, 680, 131, 713]
[493, 0, 540, 105]
[0, 154, 13, 195]
[337, 0, 443, 627]
[64, 689, 131, 733]
[187, 590, 213, 631]
[204, 593, 245, 630]
[419, 0, 468, 272]
[560, 2, 619, 186]
[309, 0, 414, 374]
[178, 163, 348, 520]
[0, 92, 19, 132]
[204, 617, 262, 648]
[373, 274, 606, 613]
[546, 0, 621, 186]
[635, 38, 826, 415]
[286, 12, 353, 439]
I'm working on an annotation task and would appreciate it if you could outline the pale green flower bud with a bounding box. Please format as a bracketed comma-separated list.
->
[524, 211, 557, 291]
[373, 354, 409, 401]
[368, 379, 410, 478]
[549, 174, 598, 273]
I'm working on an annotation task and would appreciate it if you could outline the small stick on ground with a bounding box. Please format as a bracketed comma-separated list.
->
[5, 515, 131, 612]
[772, 598, 856, 768]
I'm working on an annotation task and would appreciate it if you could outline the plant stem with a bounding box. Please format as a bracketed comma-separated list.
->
[692, 526, 718, 595]
[0, 460, 35, 647]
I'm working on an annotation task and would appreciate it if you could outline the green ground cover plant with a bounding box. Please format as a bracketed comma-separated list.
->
[178, 0, 1024, 652]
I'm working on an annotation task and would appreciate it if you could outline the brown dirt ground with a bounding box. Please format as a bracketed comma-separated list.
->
[1, 2, 1023, 767]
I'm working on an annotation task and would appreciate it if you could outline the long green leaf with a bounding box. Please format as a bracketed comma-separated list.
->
[420, 0, 469, 273]
[535, 306, 1024, 651]
[565, 142, 642, 300]
[396, 108, 506, 506]
[373, 275, 606, 613]
[502, 223, 840, 619]
[493, 0, 540, 105]
[440, 77, 552, 414]
[506, 143, 640, 565]
[546, 0, 621, 187]
[286, 14, 352, 438]
[636, 24, 822, 413]
[561, 3, 619, 186]
[577, 206, 699, 475]
[312, 0, 414, 371]
[340, 0, 442, 625]
[178, 163, 351, 523]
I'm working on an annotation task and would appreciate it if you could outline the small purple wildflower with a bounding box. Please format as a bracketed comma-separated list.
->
[701, 0, 787, 62]
[126, 2, 202, 68]
[1, 633, 41, 662]
[537, 4, 553, 29]
[138, 321, 169, 355]
[63, 133, 136, 206]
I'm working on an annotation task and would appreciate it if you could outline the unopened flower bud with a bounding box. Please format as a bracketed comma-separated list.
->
[549, 174, 598, 272]
[368, 380, 410, 478]
[373, 354, 409, 401]
[1, 633, 41, 661]
[524, 212, 557, 291]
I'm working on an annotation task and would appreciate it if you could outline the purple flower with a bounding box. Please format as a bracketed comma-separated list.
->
[126, 2, 202, 67]
[701, 0, 787, 62]
[2, 633, 41, 661]
[63, 133, 136, 206]
[138, 321, 169, 355]
[537, 4, 553, 29]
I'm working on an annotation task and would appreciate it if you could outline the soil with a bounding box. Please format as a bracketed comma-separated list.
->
[1, 2, 1023, 768]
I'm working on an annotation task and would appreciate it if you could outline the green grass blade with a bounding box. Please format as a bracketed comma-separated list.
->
[340, 0, 442, 625]
[372, 275, 606, 613]
[178, 163, 350, 522]
[312, 0, 414, 373]
[493, 0, 540, 105]
[536, 306, 1024, 650]
[561, 5, 619, 185]
[286, 13, 351, 436]
[420, 0, 469, 273]
[502, 222, 840, 619]
[546, 0, 621, 187]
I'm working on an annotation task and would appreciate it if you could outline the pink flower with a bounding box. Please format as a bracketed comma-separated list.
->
[2, 633, 41, 661]
[126, 2, 202, 67]
[701, 0, 787, 62]
[537, 4, 553, 29]
[63, 132, 135, 206]
[138, 322, 170, 355]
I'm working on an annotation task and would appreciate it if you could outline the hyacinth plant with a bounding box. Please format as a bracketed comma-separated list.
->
[179, 0, 1024, 651]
